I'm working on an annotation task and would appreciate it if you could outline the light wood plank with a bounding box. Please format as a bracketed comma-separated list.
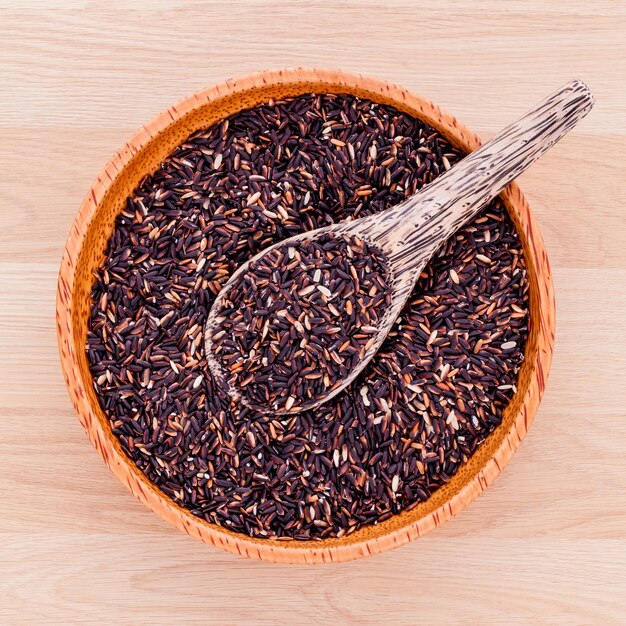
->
[1, 3, 625, 131]
[1, 535, 625, 625]
[1, 132, 625, 267]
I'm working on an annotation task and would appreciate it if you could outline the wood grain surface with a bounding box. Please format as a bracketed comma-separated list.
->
[1, 1, 625, 624]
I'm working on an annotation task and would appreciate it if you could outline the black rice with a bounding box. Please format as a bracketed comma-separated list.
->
[86, 94, 529, 540]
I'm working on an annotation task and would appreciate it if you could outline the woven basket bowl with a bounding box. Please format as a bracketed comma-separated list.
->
[57, 68, 555, 564]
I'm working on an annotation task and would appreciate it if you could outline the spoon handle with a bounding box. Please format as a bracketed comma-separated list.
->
[377, 80, 594, 270]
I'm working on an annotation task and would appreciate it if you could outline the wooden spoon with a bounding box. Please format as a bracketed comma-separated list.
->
[204, 80, 594, 414]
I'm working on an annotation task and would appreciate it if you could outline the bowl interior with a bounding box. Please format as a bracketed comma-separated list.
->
[61, 70, 551, 562]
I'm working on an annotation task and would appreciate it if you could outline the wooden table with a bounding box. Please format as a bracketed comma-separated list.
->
[2, 2, 625, 624]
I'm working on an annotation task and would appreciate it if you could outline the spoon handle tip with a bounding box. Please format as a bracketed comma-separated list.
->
[374, 79, 594, 274]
